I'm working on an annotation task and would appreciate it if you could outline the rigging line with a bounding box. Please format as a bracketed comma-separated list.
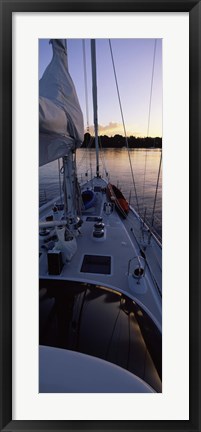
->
[147, 39, 157, 138]
[127, 206, 162, 245]
[151, 150, 162, 227]
[77, 135, 93, 170]
[142, 39, 157, 209]
[89, 139, 93, 180]
[83, 136, 93, 180]
[125, 219, 162, 295]
[58, 158, 63, 205]
[77, 140, 92, 184]
[109, 39, 140, 216]
[98, 136, 108, 176]
[82, 39, 90, 132]
[78, 136, 93, 178]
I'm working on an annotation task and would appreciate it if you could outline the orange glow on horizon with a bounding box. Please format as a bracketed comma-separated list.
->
[85, 125, 162, 138]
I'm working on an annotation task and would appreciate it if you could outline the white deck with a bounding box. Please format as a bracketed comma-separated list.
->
[39, 177, 162, 331]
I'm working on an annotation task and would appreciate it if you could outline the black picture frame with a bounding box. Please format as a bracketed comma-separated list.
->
[0, 1, 200, 431]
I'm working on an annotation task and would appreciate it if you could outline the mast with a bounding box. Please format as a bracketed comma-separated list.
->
[91, 39, 100, 178]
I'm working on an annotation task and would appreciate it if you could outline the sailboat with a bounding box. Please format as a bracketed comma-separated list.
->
[39, 39, 162, 393]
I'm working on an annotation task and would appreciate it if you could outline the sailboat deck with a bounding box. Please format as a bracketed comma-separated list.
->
[41, 207, 130, 283]
[39, 180, 162, 329]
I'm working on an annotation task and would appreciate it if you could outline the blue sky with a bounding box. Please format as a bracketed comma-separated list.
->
[39, 38, 162, 137]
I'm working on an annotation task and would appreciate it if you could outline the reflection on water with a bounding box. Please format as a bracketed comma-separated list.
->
[39, 148, 162, 237]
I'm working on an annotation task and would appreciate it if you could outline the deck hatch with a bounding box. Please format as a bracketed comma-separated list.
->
[81, 255, 111, 274]
[86, 216, 102, 222]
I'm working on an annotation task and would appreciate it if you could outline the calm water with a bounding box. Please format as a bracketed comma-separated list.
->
[39, 148, 162, 238]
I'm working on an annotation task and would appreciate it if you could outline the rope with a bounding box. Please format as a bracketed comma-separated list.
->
[147, 40, 157, 138]
[98, 136, 108, 177]
[142, 39, 157, 209]
[82, 39, 90, 132]
[151, 150, 162, 227]
[77, 136, 92, 168]
[109, 39, 140, 215]
[58, 158, 63, 205]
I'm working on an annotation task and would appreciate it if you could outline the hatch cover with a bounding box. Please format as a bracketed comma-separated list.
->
[81, 255, 111, 274]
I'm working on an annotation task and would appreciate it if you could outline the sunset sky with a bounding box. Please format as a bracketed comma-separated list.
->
[39, 38, 162, 138]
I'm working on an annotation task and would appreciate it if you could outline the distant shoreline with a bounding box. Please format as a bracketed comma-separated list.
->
[82, 133, 162, 149]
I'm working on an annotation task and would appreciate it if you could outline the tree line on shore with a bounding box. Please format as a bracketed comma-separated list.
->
[82, 133, 162, 149]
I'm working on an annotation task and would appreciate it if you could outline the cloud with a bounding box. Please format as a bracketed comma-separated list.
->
[98, 122, 120, 132]
[86, 122, 142, 137]
[87, 122, 120, 135]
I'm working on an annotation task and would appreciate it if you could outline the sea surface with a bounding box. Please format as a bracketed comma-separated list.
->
[39, 148, 162, 239]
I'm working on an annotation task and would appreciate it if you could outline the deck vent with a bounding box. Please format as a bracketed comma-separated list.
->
[81, 255, 111, 274]
[134, 268, 144, 277]
[94, 186, 102, 192]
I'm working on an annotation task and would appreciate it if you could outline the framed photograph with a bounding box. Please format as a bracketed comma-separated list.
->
[0, 0, 200, 431]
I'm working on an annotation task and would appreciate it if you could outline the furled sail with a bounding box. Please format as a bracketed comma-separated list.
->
[39, 39, 84, 166]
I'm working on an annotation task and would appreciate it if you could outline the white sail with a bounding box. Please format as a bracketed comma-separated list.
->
[39, 39, 84, 166]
